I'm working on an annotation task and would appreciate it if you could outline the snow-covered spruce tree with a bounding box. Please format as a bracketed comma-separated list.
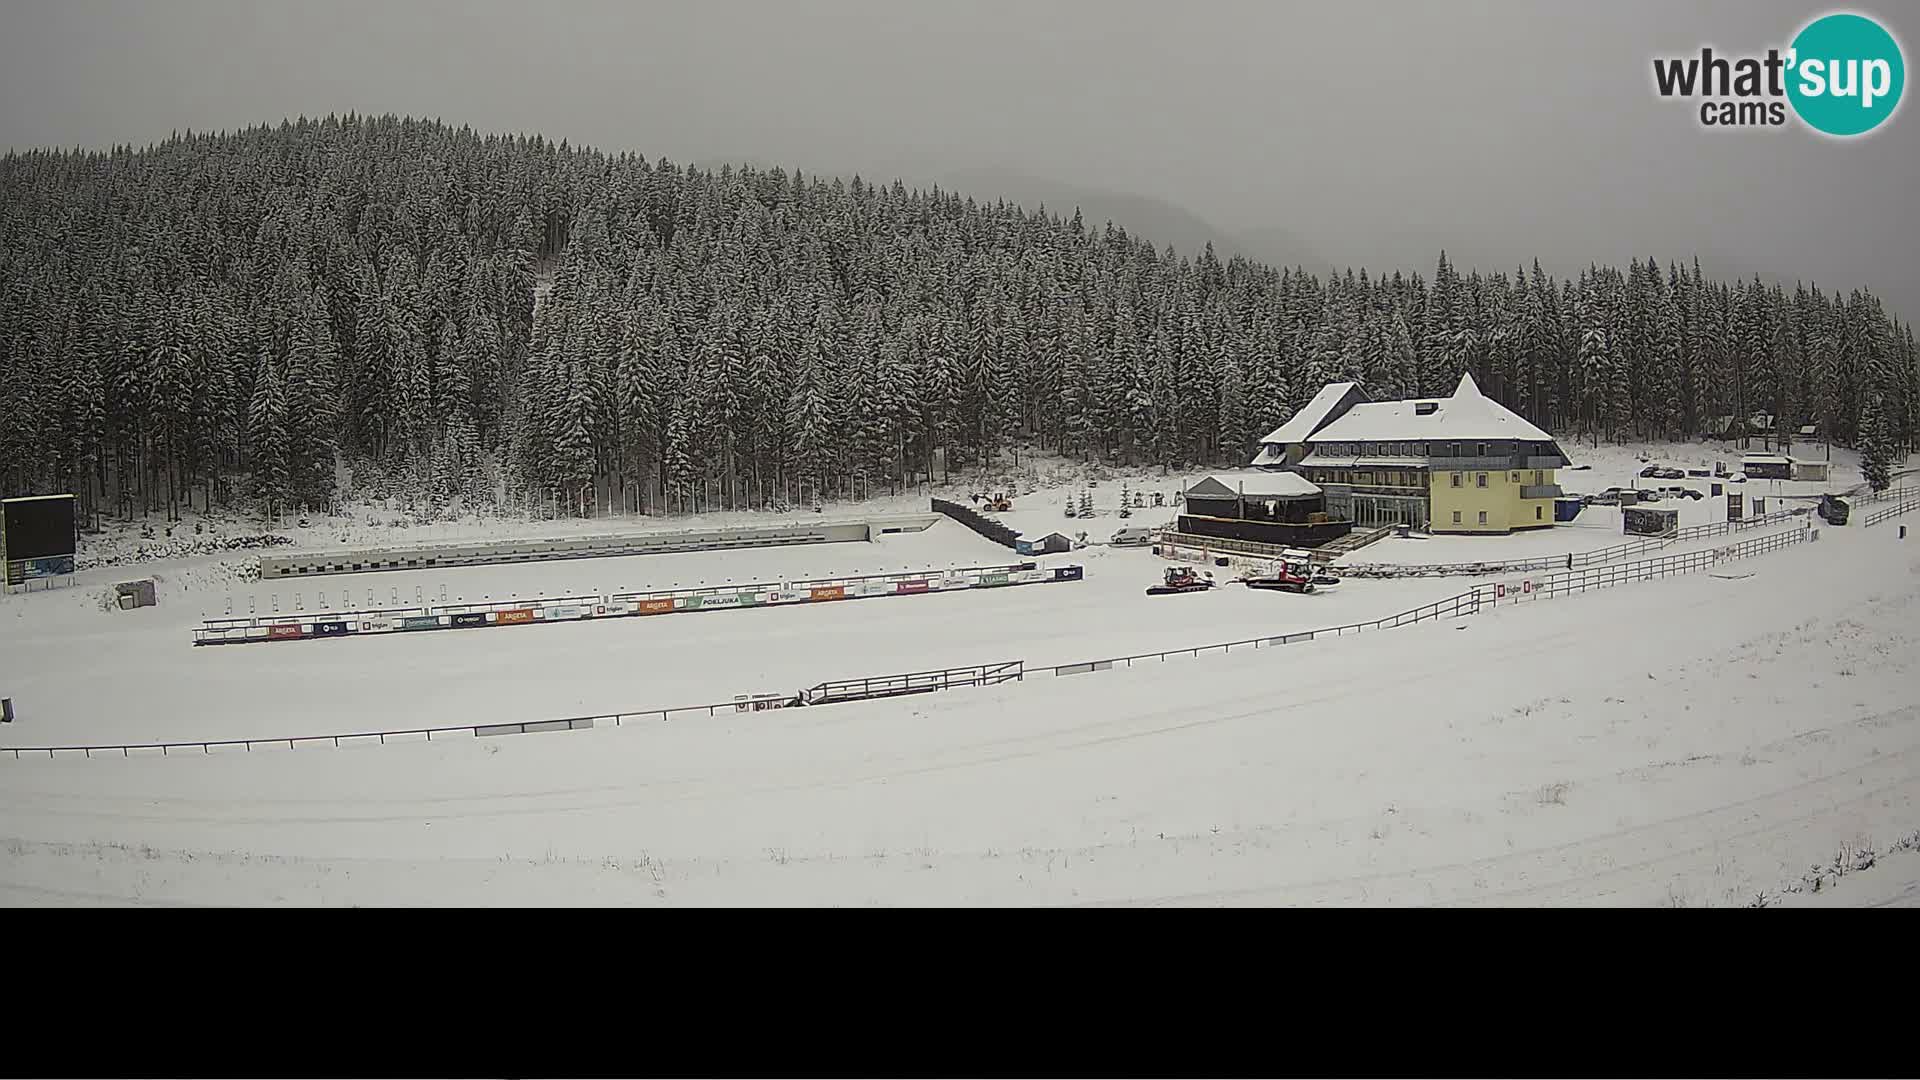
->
[0, 116, 1912, 513]
[1858, 392, 1894, 492]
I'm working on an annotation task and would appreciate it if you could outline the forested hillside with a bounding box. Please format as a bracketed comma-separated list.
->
[2, 114, 1914, 521]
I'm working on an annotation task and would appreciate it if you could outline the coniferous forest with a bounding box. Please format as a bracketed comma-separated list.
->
[2, 115, 1915, 524]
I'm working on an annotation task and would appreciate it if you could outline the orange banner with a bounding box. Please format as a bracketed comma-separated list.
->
[496, 608, 535, 624]
[810, 585, 846, 601]
[638, 598, 676, 615]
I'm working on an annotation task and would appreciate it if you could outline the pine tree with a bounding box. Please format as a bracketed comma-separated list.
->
[1859, 392, 1894, 491]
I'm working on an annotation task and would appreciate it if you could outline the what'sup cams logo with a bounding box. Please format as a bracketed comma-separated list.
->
[1653, 11, 1905, 137]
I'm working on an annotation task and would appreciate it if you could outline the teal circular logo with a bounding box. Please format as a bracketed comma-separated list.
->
[1787, 12, 1905, 136]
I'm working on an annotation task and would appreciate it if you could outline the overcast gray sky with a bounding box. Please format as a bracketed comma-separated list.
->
[2, 0, 1914, 316]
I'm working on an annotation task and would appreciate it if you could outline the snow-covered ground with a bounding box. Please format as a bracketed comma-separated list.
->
[1, 517, 1913, 906]
[1, 518, 1489, 747]
[2, 439, 1914, 906]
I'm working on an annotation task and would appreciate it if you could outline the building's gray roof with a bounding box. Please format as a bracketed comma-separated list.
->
[1186, 472, 1323, 500]
[1305, 373, 1554, 444]
[1259, 382, 1361, 445]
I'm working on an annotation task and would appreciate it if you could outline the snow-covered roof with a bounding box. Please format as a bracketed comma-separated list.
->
[1186, 472, 1323, 500]
[1306, 373, 1554, 444]
[1260, 382, 1360, 445]
[1741, 453, 1793, 464]
[1249, 444, 1287, 467]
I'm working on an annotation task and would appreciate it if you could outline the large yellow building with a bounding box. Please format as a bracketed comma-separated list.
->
[1251, 373, 1569, 534]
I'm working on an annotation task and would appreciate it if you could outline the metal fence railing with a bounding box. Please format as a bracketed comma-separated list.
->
[1, 697, 768, 760]
[1852, 485, 1916, 508]
[1672, 505, 1811, 541]
[1167, 506, 1813, 581]
[1476, 522, 1810, 608]
[1863, 497, 1920, 527]
[1033, 587, 1484, 676]
[1333, 534, 1674, 579]
[799, 661, 1025, 705]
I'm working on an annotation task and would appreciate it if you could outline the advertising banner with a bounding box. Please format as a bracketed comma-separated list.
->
[496, 608, 536, 625]
[450, 612, 488, 627]
[5, 555, 75, 586]
[895, 579, 930, 594]
[400, 615, 442, 631]
[811, 585, 846, 601]
[267, 623, 304, 640]
[638, 598, 676, 615]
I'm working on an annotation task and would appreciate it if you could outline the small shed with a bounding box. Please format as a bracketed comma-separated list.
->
[1741, 453, 1793, 480]
[1791, 460, 1830, 483]
[1015, 531, 1075, 555]
[114, 579, 157, 610]
[1623, 505, 1679, 537]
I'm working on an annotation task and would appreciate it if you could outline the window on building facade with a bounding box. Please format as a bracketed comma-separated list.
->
[1511, 471, 1521, 483]
[1534, 470, 1542, 484]
[1536, 506, 1543, 520]
[1451, 473, 1462, 487]
[1477, 443, 1487, 457]
[1477, 473, 1488, 488]
[1452, 510, 1462, 524]
[1479, 510, 1488, 524]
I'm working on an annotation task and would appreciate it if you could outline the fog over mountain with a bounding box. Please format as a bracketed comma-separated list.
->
[1, 0, 1914, 312]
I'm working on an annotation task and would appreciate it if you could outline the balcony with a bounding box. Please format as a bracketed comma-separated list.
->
[1525, 455, 1569, 470]
[1520, 484, 1564, 500]
[1428, 456, 1518, 472]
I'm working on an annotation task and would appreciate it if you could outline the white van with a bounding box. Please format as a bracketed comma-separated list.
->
[1110, 526, 1158, 547]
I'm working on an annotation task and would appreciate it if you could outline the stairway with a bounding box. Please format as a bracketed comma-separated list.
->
[1316, 524, 1395, 558]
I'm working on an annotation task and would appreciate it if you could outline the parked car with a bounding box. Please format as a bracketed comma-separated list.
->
[1729, 472, 1747, 483]
[1110, 525, 1158, 547]
[1818, 494, 1850, 525]
[1639, 465, 1661, 478]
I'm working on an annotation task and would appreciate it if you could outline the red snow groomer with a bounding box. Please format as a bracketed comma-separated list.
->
[1147, 565, 1216, 595]
[1242, 554, 1325, 594]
